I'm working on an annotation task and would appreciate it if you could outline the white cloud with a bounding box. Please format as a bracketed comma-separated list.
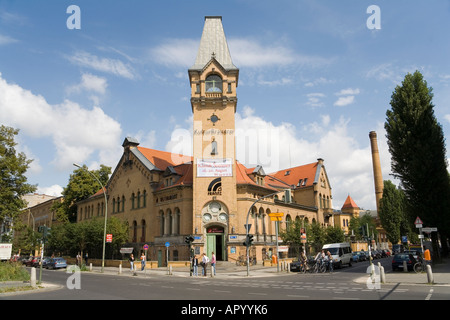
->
[0, 34, 18, 45]
[37, 184, 63, 197]
[306, 92, 326, 107]
[334, 95, 355, 107]
[67, 51, 136, 79]
[149, 38, 198, 67]
[333, 87, 359, 106]
[0, 73, 122, 170]
[150, 37, 331, 69]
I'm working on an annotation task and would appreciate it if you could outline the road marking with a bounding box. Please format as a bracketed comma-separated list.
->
[214, 290, 231, 293]
[287, 294, 309, 298]
[248, 292, 267, 296]
[333, 297, 360, 300]
[425, 288, 433, 300]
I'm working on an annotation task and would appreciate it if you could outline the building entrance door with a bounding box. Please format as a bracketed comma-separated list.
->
[206, 226, 225, 261]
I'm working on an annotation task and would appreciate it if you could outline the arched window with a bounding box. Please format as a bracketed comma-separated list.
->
[205, 74, 222, 92]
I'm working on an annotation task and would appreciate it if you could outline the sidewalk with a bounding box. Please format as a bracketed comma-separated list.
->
[91, 262, 281, 279]
[356, 258, 450, 287]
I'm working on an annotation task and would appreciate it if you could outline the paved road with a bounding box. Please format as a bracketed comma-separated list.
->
[2, 257, 449, 302]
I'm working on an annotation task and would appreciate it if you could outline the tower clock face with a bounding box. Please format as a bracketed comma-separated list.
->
[209, 201, 221, 213]
[210, 114, 219, 123]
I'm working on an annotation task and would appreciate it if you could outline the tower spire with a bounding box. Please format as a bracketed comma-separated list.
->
[190, 16, 238, 71]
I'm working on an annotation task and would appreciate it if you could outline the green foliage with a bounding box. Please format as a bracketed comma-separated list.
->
[47, 217, 129, 259]
[379, 180, 411, 244]
[385, 71, 450, 238]
[52, 164, 111, 223]
[0, 125, 36, 234]
[0, 261, 30, 282]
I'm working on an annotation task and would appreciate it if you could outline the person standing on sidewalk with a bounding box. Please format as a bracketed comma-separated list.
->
[140, 253, 146, 271]
[129, 254, 135, 271]
[192, 255, 198, 276]
[202, 253, 209, 277]
[211, 252, 216, 276]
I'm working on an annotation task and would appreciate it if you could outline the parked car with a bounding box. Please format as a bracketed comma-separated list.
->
[47, 257, 67, 269]
[381, 249, 391, 257]
[392, 253, 417, 271]
[404, 249, 421, 260]
[352, 252, 360, 263]
[42, 257, 52, 268]
[24, 256, 38, 267]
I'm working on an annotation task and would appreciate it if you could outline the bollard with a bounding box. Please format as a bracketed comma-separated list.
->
[287, 263, 290, 273]
[210, 264, 214, 278]
[119, 263, 122, 274]
[403, 261, 408, 272]
[89, 263, 92, 272]
[380, 266, 386, 284]
[30, 267, 37, 288]
[426, 265, 434, 284]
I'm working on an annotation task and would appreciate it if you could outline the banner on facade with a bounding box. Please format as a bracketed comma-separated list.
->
[197, 158, 233, 177]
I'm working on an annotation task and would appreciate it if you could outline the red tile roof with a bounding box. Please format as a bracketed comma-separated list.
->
[341, 195, 359, 209]
[268, 162, 319, 188]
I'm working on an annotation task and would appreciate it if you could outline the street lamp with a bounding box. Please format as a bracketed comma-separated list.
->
[244, 189, 290, 276]
[73, 163, 108, 273]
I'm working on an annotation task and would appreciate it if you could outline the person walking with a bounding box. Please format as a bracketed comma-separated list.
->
[140, 253, 146, 271]
[129, 254, 135, 271]
[201, 253, 209, 277]
[211, 252, 216, 276]
[84, 252, 89, 266]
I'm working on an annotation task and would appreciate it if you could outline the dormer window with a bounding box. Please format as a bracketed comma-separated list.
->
[206, 74, 222, 92]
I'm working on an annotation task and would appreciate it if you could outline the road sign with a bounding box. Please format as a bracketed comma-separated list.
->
[422, 227, 438, 233]
[268, 212, 284, 221]
[106, 234, 112, 243]
[143, 244, 149, 250]
[165, 242, 170, 248]
[414, 216, 423, 225]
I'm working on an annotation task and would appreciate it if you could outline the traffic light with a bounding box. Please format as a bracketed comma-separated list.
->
[243, 234, 254, 247]
[185, 235, 194, 245]
[38, 226, 51, 242]
[248, 234, 254, 246]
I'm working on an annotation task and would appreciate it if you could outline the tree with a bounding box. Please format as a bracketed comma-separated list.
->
[52, 164, 111, 223]
[379, 180, 410, 244]
[0, 125, 36, 240]
[385, 70, 450, 256]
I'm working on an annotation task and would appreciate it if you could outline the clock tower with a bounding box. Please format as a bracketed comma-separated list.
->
[188, 16, 239, 260]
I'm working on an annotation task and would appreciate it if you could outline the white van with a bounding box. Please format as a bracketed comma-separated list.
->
[322, 243, 353, 268]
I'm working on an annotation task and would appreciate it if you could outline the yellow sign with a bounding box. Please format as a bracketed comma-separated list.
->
[268, 212, 284, 221]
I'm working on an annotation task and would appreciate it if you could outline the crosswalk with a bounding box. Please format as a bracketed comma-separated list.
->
[188, 278, 409, 299]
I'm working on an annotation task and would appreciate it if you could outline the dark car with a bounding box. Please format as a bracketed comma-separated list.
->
[392, 253, 417, 271]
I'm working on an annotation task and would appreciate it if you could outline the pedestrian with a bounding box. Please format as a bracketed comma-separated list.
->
[326, 251, 333, 273]
[140, 253, 146, 271]
[84, 252, 89, 266]
[202, 253, 209, 277]
[192, 255, 198, 276]
[211, 252, 216, 275]
[76, 252, 81, 267]
[129, 254, 135, 271]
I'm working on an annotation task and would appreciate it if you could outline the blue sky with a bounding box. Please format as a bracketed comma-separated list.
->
[1, 0, 450, 211]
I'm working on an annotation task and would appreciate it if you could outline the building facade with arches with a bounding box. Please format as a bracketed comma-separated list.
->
[76, 16, 334, 265]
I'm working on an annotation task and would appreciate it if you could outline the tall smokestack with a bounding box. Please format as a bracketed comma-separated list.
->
[369, 131, 383, 215]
